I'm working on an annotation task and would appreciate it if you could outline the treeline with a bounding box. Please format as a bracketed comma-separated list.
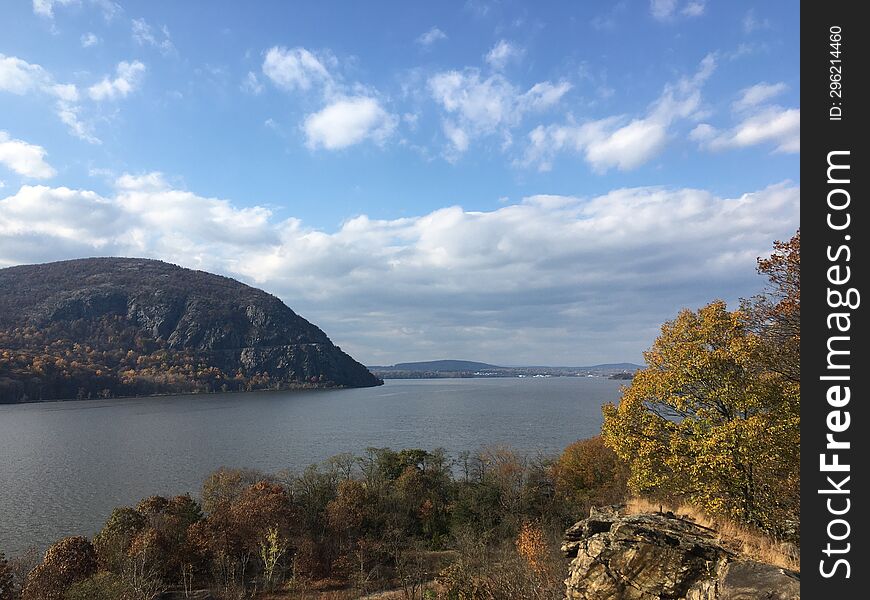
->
[0, 441, 627, 600]
[0, 319, 326, 404]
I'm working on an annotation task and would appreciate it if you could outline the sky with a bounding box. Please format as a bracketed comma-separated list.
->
[0, 0, 799, 366]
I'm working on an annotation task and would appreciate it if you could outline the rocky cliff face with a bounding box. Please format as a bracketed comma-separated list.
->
[562, 506, 799, 600]
[0, 258, 381, 402]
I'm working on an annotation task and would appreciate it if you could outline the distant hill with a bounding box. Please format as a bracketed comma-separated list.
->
[0, 258, 381, 403]
[576, 363, 642, 371]
[369, 359, 643, 379]
[372, 360, 503, 372]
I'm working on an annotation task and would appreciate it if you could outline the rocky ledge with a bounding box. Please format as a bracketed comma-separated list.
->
[562, 506, 799, 600]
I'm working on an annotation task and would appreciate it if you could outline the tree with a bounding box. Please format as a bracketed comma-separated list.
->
[258, 526, 287, 591]
[92, 507, 147, 572]
[554, 436, 628, 513]
[743, 230, 800, 383]
[21, 537, 97, 600]
[200, 467, 266, 513]
[601, 301, 799, 532]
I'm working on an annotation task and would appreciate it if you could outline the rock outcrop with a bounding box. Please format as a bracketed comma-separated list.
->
[562, 506, 799, 600]
[0, 258, 381, 402]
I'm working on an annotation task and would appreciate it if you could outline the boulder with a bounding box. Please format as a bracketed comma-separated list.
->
[563, 507, 799, 600]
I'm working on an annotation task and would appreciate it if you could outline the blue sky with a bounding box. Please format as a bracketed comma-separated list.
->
[1, 1, 799, 365]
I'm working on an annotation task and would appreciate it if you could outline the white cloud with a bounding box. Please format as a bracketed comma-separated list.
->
[0, 54, 101, 143]
[32, 0, 76, 18]
[0, 53, 51, 95]
[650, 0, 706, 21]
[520, 81, 573, 111]
[485, 40, 524, 70]
[692, 107, 800, 154]
[131, 18, 175, 56]
[56, 102, 101, 144]
[428, 69, 571, 155]
[262, 46, 332, 93]
[0, 132, 56, 178]
[522, 54, 715, 172]
[732, 82, 787, 112]
[261, 46, 399, 152]
[303, 97, 398, 150]
[88, 60, 146, 101]
[416, 27, 447, 46]
[0, 177, 799, 364]
[0, 53, 78, 100]
[692, 81, 799, 154]
[650, 0, 677, 19]
[80, 32, 100, 47]
[681, 1, 706, 17]
[33, 0, 120, 20]
[241, 71, 264, 95]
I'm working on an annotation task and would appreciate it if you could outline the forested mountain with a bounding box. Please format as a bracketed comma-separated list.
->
[0, 258, 381, 403]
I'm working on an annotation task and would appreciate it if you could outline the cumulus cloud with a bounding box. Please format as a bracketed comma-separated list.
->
[132, 18, 175, 56]
[416, 27, 447, 46]
[0, 132, 57, 178]
[650, 0, 706, 20]
[0, 53, 53, 95]
[262, 46, 333, 93]
[692, 81, 799, 154]
[485, 40, 524, 70]
[522, 54, 715, 172]
[428, 68, 571, 156]
[88, 60, 146, 101]
[303, 96, 398, 150]
[262, 46, 398, 151]
[0, 175, 799, 364]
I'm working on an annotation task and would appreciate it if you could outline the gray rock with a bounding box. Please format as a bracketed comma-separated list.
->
[563, 507, 798, 600]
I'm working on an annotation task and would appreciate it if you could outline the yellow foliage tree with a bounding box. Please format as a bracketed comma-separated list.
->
[601, 301, 799, 533]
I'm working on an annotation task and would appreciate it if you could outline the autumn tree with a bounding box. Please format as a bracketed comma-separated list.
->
[21, 537, 97, 600]
[554, 436, 628, 513]
[602, 301, 799, 532]
[200, 467, 267, 513]
[92, 506, 147, 572]
[743, 230, 800, 383]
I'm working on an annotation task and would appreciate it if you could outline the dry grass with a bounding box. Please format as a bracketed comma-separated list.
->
[625, 498, 799, 572]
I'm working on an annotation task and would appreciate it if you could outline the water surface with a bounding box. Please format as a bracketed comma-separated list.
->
[0, 377, 621, 555]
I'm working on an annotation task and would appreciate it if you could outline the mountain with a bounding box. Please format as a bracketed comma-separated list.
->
[0, 258, 381, 403]
[372, 360, 503, 372]
[368, 359, 643, 379]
